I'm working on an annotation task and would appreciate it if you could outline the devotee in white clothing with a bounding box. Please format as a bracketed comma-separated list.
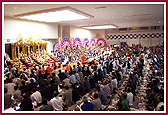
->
[127, 87, 133, 106]
[50, 91, 63, 111]
[30, 88, 42, 105]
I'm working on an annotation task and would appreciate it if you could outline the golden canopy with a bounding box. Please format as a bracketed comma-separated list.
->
[11, 33, 48, 59]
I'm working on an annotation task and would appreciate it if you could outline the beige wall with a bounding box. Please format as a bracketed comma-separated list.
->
[70, 26, 105, 39]
[107, 40, 118, 46]
[140, 38, 149, 46]
[90, 29, 106, 38]
[4, 16, 58, 40]
[106, 30, 164, 47]
[70, 26, 91, 39]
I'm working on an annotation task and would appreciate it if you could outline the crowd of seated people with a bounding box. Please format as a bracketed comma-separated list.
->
[4, 43, 164, 111]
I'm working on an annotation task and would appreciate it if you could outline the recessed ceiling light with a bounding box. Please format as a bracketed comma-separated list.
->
[82, 25, 116, 29]
[14, 6, 94, 23]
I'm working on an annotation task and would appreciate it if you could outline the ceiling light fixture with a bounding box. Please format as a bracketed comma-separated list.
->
[82, 25, 116, 29]
[14, 6, 94, 23]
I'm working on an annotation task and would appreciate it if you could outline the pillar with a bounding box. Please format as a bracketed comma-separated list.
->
[58, 25, 62, 38]
[22, 46, 25, 54]
[17, 46, 20, 58]
[42, 45, 44, 54]
[34, 45, 37, 53]
[14, 45, 16, 59]
[32, 45, 34, 53]
[28, 46, 30, 56]
[46, 44, 47, 54]
[38, 45, 40, 55]
[62, 25, 70, 38]
[41, 45, 42, 53]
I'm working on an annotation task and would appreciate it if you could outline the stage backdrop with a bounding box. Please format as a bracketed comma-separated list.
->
[54, 38, 107, 51]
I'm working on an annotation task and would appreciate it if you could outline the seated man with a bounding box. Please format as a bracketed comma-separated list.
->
[50, 91, 63, 111]
[120, 92, 130, 111]
[20, 92, 33, 111]
[95, 85, 108, 104]
[13, 86, 22, 102]
[91, 93, 101, 111]
[155, 96, 164, 111]
[30, 88, 42, 106]
[4, 88, 14, 109]
[62, 86, 73, 107]
[39, 98, 53, 111]
[115, 89, 130, 111]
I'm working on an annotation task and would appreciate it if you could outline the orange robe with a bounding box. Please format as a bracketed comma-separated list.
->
[36, 69, 44, 77]
[81, 54, 86, 64]
[91, 64, 94, 67]
[46, 66, 53, 74]
[29, 66, 34, 70]
[66, 64, 71, 72]
[42, 67, 45, 73]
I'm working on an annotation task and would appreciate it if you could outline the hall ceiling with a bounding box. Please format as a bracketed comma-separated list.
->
[4, 3, 164, 29]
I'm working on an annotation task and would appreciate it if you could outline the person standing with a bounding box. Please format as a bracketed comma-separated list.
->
[62, 86, 73, 107]
[46, 64, 53, 74]
[127, 87, 133, 107]
[81, 54, 86, 64]
[69, 71, 76, 84]
[78, 69, 84, 81]
[74, 71, 80, 82]
[72, 84, 80, 103]
[83, 77, 91, 94]
[66, 62, 71, 72]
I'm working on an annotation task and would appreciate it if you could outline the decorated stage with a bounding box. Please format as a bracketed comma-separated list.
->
[54, 37, 107, 51]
